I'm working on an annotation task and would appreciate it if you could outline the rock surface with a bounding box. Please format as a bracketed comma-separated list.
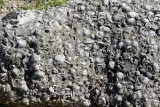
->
[0, 0, 160, 107]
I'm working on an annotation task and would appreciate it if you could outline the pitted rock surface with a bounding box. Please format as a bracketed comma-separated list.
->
[0, 0, 160, 107]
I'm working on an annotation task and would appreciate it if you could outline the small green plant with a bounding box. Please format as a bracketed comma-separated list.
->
[21, 0, 69, 10]
[0, 0, 4, 9]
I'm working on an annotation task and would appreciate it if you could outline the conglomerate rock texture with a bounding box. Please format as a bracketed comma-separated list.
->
[0, 0, 160, 107]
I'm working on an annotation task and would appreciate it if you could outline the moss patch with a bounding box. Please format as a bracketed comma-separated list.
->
[21, 0, 69, 10]
[0, 0, 4, 9]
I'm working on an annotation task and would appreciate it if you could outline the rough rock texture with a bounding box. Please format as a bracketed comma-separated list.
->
[0, 0, 160, 107]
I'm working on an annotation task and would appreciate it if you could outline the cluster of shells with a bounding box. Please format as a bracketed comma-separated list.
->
[0, 0, 160, 106]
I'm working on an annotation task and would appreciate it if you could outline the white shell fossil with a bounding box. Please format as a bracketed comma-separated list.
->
[118, 42, 124, 49]
[142, 77, 149, 84]
[100, 26, 111, 32]
[116, 95, 122, 102]
[127, 18, 135, 24]
[127, 11, 138, 18]
[12, 67, 20, 77]
[49, 87, 54, 93]
[54, 54, 66, 64]
[20, 84, 28, 92]
[17, 39, 27, 48]
[116, 82, 122, 89]
[116, 72, 124, 79]
[83, 28, 91, 36]
[153, 62, 159, 72]
[83, 38, 95, 44]
[144, 5, 153, 10]
[82, 99, 90, 107]
[22, 98, 29, 105]
[108, 61, 115, 69]
[132, 40, 139, 48]
[31, 53, 41, 62]
[34, 71, 45, 78]
[102, 0, 109, 5]
[82, 69, 88, 76]
[106, 12, 113, 23]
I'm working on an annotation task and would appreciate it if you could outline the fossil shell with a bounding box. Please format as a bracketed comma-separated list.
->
[153, 62, 159, 72]
[20, 84, 28, 92]
[112, 14, 122, 22]
[106, 12, 112, 23]
[82, 69, 88, 76]
[116, 82, 122, 89]
[127, 11, 138, 18]
[49, 87, 54, 93]
[54, 54, 65, 64]
[12, 67, 20, 77]
[17, 39, 27, 48]
[142, 18, 150, 23]
[5, 84, 11, 92]
[127, 18, 135, 24]
[108, 61, 115, 69]
[34, 71, 45, 78]
[31, 53, 41, 62]
[116, 72, 124, 79]
[83, 28, 91, 36]
[100, 26, 111, 32]
[118, 42, 124, 49]
[142, 77, 149, 84]
[102, 0, 109, 5]
[144, 5, 153, 10]
[132, 40, 139, 48]
[82, 99, 90, 107]
[22, 98, 29, 105]
[83, 38, 95, 44]
[116, 95, 122, 102]
[121, 3, 131, 12]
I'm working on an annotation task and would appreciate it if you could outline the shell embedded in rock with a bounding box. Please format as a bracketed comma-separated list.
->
[108, 61, 115, 69]
[17, 39, 27, 48]
[82, 69, 88, 76]
[83, 28, 91, 36]
[20, 84, 28, 92]
[127, 11, 138, 18]
[83, 38, 95, 44]
[116, 82, 122, 89]
[5, 84, 11, 92]
[142, 77, 149, 84]
[118, 42, 124, 49]
[12, 67, 20, 77]
[100, 26, 111, 32]
[112, 14, 122, 22]
[31, 53, 41, 62]
[127, 18, 135, 24]
[132, 40, 139, 48]
[33, 64, 40, 71]
[102, 0, 109, 5]
[54, 54, 66, 64]
[49, 87, 54, 93]
[22, 98, 29, 105]
[116, 72, 124, 79]
[153, 62, 159, 72]
[122, 4, 131, 12]
[82, 99, 90, 107]
[34, 71, 45, 78]
[116, 95, 122, 102]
